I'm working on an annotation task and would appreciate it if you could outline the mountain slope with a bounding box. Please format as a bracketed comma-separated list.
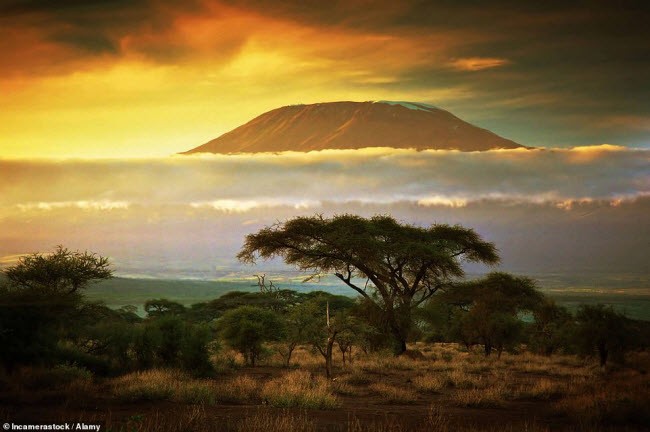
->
[182, 101, 524, 154]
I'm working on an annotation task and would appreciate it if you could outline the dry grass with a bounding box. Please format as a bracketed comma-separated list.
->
[359, 356, 418, 373]
[513, 377, 567, 400]
[412, 374, 452, 393]
[213, 375, 261, 403]
[232, 409, 317, 432]
[451, 383, 509, 408]
[332, 380, 362, 396]
[261, 370, 339, 409]
[9, 364, 93, 391]
[342, 368, 372, 385]
[556, 368, 650, 428]
[448, 368, 491, 389]
[111, 369, 181, 402]
[111, 369, 261, 405]
[369, 382, 418, 404]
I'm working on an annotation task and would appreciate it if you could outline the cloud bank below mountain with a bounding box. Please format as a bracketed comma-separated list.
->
[1, 145, 648, 278]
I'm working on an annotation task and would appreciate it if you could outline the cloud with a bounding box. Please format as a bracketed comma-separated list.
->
[447, 57, 510, 71]
[1, 146, 647, 214]
[0, 147, 647, 277]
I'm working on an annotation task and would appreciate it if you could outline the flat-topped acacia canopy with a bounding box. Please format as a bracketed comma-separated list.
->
[237, 214, 499, 354]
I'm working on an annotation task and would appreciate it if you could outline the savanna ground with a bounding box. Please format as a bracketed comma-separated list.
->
[2, 343, 649, 432]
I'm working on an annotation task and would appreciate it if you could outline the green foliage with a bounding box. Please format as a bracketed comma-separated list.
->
[180, 323, 216, 375]
[238, 214, 499, 354]
[0, 247, 113, 370]
[132, 323, 162, 369]
[152, 315, 185, 365]
[218, 306, 286, 366]
[437, 272, 543, 356]
[573, 304, 636, 366]
[189, 291, 287, 323]
[528, 298, 574, 356]
[144, 298, 187, 318]
[4, 246, 113, 294]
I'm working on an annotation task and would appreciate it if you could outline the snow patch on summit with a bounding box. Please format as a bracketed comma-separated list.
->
[374, 101, 438, 111]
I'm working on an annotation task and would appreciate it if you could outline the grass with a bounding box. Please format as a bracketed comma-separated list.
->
[4, 343, 649, 431]
[412, 374, 452, 393]
[451, 386, 508, 408]
[232, 409, 317, 432]
[11, 364, 93, 390]
[513, 377, 567, 400]
[111, 369, 262, 404]
[111, 369, 179, 402]
[260, 370, 339, 409]
[369, 383, 418, 403]
[342, 369, 372, 385]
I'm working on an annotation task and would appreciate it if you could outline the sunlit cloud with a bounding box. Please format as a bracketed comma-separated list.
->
[447, 57, 510, 71]
[16, 200, 130, 211]
[1, 146, 647, 216]
[417, 196, 468, 208]
[189, 199, 321, 212]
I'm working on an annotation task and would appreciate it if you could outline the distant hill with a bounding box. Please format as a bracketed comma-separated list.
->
[182, 101, 525, 154]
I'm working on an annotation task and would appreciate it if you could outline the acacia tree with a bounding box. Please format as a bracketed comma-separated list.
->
[0, 246, 113, 370]
[237, 214, 499, 355]
[440, 272, 542, 357]
[218, 306, 285, 366]
[5, 246, 113, 294]
[574, 304, 635, 367]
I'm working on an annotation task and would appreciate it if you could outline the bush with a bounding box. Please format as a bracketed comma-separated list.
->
[218, 306, 285, 366]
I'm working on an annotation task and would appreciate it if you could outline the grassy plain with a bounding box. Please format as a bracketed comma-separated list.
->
[2, 344, 649, 431]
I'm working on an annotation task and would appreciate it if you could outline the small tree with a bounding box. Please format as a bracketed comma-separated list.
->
[440, 272, 542, 357]
[298, 295, 355, 378]
[144, 298, 187, 318]
[529, 298, 573, 356]
[238, 214, 499, 355]
[218, 306, 285, 366]
[5, 246, 112, 294]
[0, 246, 113, 370]
[574, 304, 635, 367]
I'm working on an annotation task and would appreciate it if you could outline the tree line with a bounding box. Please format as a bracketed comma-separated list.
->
[1, 215, 648, 379]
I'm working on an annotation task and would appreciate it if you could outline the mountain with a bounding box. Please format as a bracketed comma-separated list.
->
[182, 101, 524, 154]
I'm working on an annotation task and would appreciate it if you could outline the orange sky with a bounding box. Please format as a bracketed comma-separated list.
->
[1, 1, 648, 157]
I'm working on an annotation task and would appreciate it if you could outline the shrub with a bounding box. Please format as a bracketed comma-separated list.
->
[218, 306, 285, 367]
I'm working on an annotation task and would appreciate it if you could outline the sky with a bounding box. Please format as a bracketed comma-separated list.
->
[1, 0, 649, 158]
[0, 1, 648, 284]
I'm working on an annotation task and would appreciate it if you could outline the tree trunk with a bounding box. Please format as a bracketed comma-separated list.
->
[598, 344, 608, 367]
[390, 325, 408, 355]
[284, 342, 296, 367]
[325, 336, 335, 379]
[484, 343, 492, 357]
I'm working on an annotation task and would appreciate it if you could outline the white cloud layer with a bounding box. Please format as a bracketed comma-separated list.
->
[1, 146, 648, 279]
[1, 146, 647, 212]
